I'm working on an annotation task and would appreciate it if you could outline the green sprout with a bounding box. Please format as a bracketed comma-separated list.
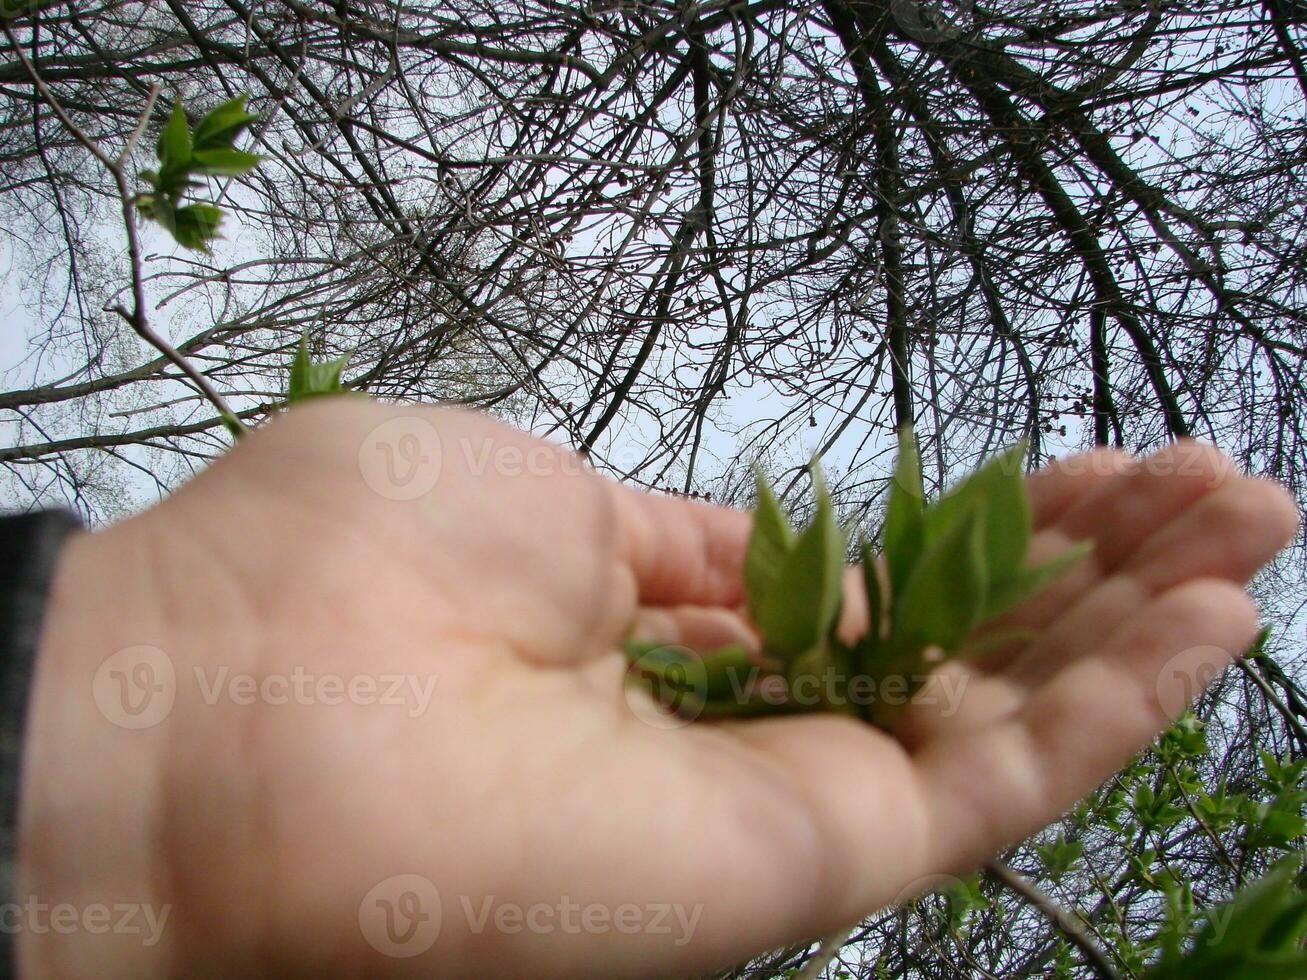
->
[287, 333, 352, 404]
[136, 95, 263, 252]
[626, 429, 1093, 728]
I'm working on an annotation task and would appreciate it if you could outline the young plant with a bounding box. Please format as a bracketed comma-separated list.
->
[136, 95, 263, 252]
[626, 429, 1093, 728]
[287, 333, 352, 404]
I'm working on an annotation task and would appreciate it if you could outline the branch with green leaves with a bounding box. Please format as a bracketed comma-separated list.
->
[136, 96, 263, 252]
[1142, 857, 1307, 980]
[626, 428, 1092, 728]
[0, 69, 341, 437]
[0, 39, 267, 436]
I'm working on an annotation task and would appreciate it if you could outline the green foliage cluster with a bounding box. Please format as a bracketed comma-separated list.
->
[287, 335, 351, 404]
[627, 428, 1090, 727]
[1145, 857, 1307, 979]
[914, 715, 1307, 979]
[136, 96, 262, 251]
[136, 94, 348, 435]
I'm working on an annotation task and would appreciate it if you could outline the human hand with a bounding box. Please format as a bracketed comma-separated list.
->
[21, 400, 1298, 977]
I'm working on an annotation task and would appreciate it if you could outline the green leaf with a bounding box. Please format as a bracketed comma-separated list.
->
[623, 642, 707, 716]
[192, 94, 260, 152]
[941, 874, 990, 930]
[1144, 859, 1307, 980]
[697, 644, 754, 701]
[220, 413, 246, 439]
[1035, 834, 1084, 882]
[135, 193, 161, 223]
[925, 440, 1029, 585]
[191, 147, 264, 177]
[156, 101, 192, 177]
[883, 426, 924, 602]
[1252, 805, 1307, 849]
[1246, 626, 1271, 662]
[983, 539, 1093, 619]
[1261, 885, 1307, 954]
[287, 334, 351, 402]
[169, 203, 224, 251]
[893, 503, 988, 652]
[744, 471, 795, 622]
[753, 468, 846, 659]
[859, 538, 882, 650]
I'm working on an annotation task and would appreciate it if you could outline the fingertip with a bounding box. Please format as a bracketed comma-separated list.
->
[608, 480, 752, 608]
[1250, 475, 1302, 548]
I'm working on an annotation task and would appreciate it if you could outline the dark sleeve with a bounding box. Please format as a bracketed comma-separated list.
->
[0, 511, 82, 978]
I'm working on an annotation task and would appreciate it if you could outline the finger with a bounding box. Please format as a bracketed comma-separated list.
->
[1053, 440, 1235, 572]
[914, 579, 1258, 874]
[628, 605, 759, 654]
[1025, 447, 1133, 528]
[980, 441, 1237, 646]
[999, 475, 1298, 687]
[1126, 475, 1300, 592]
[607, 481, 752, 609]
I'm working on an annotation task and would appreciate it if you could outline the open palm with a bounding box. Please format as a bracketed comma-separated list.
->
[27, 400, 1297, 978]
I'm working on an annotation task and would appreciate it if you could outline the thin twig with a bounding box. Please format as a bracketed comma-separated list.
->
[1166, 760, 1243, 884]
[1240, 658, 1307, 753]
[117, 82, 160, 165]
[986, 860, 1120, 980]
[2, 21, 244, 432]
[1, 21, 115, 169]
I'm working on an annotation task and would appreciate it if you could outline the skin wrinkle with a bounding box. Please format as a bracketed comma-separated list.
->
[127, 527, 195, 980]
[144, 518, 284, 977]
[708, 720, 843, 937]
[574, 477, 629, 662]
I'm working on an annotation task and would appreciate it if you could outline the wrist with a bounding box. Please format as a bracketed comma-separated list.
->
[17, 524, 177, 977]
